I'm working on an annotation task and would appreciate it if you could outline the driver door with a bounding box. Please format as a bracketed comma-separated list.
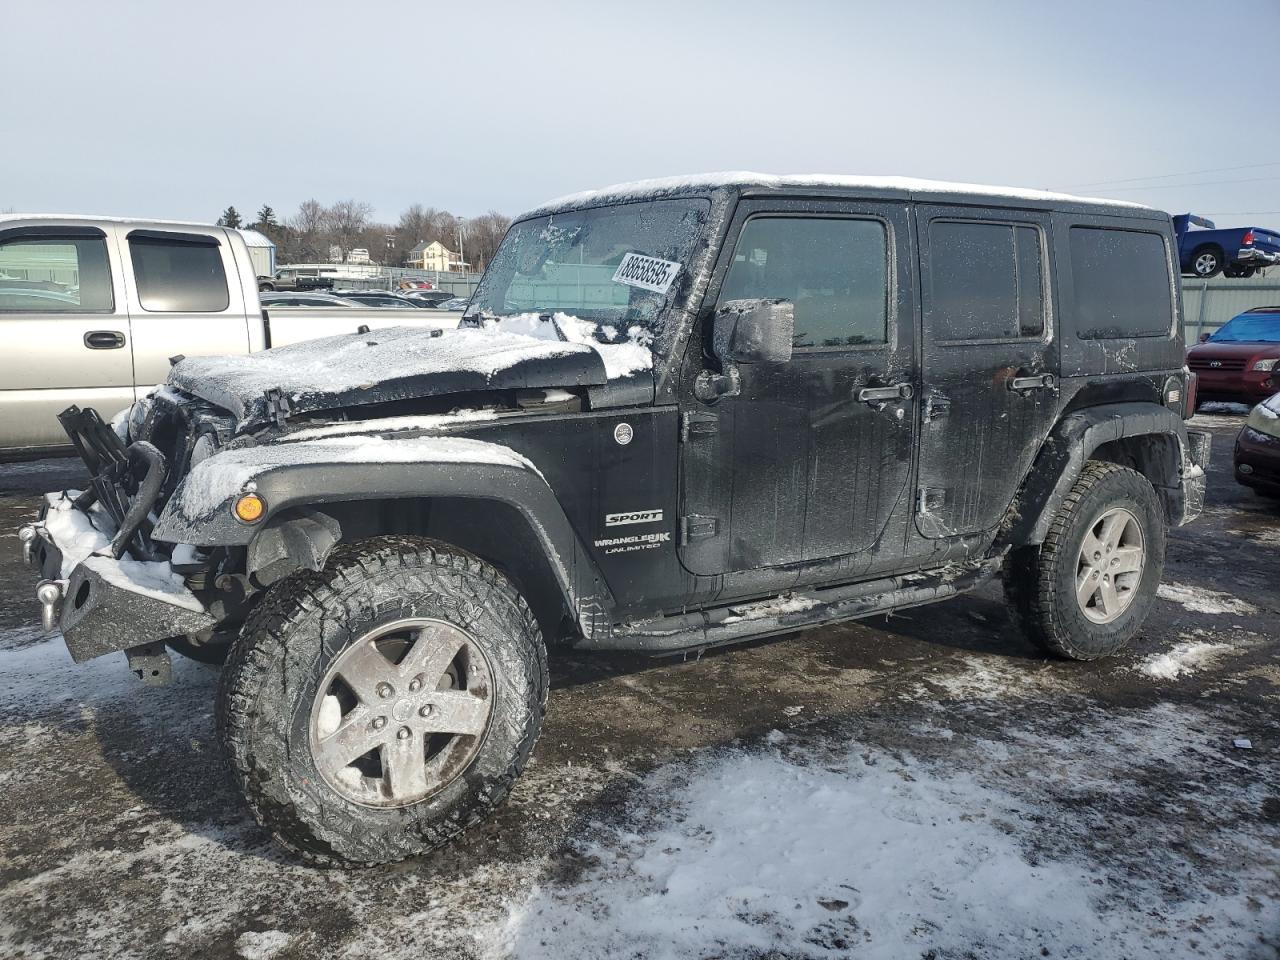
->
[678, 198, 917, 577]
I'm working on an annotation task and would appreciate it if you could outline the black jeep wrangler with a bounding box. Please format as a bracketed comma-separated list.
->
[21, 174, 1210, 866]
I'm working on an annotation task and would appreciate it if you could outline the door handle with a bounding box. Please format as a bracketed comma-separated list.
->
[1007, 373, 1054, 392]
[84, 330, 126, 350]
[857, 383, 914, 403]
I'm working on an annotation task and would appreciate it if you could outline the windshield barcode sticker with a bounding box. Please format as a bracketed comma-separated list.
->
[612, 253, 681, 294]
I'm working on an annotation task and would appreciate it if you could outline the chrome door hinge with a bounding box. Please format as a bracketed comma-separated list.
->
[680, 515, 720, 544]
[680, 412, 719, 442]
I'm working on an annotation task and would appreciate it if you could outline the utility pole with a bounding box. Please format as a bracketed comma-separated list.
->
[457, 218, 466, 279]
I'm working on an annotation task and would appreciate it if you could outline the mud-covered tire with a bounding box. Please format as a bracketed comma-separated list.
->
[1003, 462, 1166, 661]
[216, 536, 547, 867]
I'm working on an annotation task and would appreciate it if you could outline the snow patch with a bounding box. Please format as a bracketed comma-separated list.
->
[482, 312, 653, 380]
[282, 407, 499, 442]
[1157, 582, 1257, 616]
[235, 930, 292, 960]
[1139, 640, 1233, 679]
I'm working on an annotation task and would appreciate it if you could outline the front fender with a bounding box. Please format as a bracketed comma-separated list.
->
[1000, 402, 1208, 547]
[150, 435, 608, 621]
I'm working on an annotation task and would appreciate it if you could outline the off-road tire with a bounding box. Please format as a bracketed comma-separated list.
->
[1003, 462, 1165, 661]
[216, 536, 548, 867]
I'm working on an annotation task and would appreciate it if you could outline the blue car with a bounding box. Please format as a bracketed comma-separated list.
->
[1175, 214, 1280, 279]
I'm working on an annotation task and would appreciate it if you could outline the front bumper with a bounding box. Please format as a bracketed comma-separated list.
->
[1235, 425, 1280, 494]
[20, 497, 214, 663]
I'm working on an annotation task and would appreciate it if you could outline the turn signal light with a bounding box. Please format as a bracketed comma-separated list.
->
[233, 493, 266, 523]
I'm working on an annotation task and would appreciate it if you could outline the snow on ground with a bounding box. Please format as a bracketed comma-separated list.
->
[1158, 581, 1258, 616]
[1140, 638, 1235, 678]
[492, 704, 1277, 960]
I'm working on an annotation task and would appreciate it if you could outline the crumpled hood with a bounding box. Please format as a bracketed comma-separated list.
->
[168, 325, 612, 428]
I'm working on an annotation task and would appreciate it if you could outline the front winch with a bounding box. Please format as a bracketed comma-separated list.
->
[36, 579, 67, 633]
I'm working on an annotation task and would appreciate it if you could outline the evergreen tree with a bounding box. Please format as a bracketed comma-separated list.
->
[256, 205, 277, 227]
[217, 206, 242, 228]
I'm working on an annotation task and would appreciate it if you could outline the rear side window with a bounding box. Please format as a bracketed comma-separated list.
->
[129, 234, 229, 312]
[0, 236, 113, 312]
[719, 216, 888, 349]
[1069, 227, 1172, 339]
[927, 220, 1044, 341]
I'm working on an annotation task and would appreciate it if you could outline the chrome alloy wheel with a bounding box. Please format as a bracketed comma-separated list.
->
[1075, 507, 1145, 624]
[1194, 252, 1219, 276]
[309, 618, 493, 808]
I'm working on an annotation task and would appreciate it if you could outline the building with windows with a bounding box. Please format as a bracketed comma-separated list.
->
[406, 240, 465, 272]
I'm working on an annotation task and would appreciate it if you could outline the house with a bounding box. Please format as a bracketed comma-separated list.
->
[406, 239, 464, 271]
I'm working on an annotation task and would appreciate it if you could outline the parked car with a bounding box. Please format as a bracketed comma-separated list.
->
[433, 296, 471, 311]
[397, 279, 435, 291]
[259, 292, 360, 308]
[329, 290, 419, 309]
[19, 175, 1209, 866]
[1186, 307, 1280, 407]
[1235, 393, 1280, 497]
[257, 272, 335, 292]
[1174, 214, 1280, 279]
[403, 290, 459, 307]
[0, 215, 464, 457]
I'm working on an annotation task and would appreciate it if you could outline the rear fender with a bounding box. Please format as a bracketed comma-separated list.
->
[1000, 402, 1206, 547]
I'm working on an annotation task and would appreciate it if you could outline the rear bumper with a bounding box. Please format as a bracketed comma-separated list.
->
[1237, 247, 1280, 266]
[1234, 426, 1280, 493]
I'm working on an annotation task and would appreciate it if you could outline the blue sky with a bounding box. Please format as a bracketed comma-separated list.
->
[3, 0, 1278, 227]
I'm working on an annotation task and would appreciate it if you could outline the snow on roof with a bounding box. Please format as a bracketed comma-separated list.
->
[528, 172, 1157, 217]
[237, 228, 275, 249]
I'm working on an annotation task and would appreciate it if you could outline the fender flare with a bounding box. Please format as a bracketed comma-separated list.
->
[151, 440, 613, 626]
[999, 402, 1199, 547]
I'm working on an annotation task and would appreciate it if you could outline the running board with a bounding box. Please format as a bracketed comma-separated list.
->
[590, 556, 1004, 654]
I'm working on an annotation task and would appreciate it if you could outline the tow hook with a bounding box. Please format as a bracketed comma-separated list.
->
[17, 524, 37, 565]
[36, 579, 67, 633]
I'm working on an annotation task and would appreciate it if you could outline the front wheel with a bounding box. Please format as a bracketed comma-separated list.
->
[1004, 462, 1166, 660]
[216, 536, 547, 866]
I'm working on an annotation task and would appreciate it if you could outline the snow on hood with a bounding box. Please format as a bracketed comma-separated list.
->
[167, 324, 622, 428]
[480, 312, 653, 380]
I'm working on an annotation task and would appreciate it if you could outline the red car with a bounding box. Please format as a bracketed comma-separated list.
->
[1188, 307, 1280, 408]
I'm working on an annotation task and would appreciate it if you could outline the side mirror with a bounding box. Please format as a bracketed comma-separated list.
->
[713, 298, 794, 364]
[1198, 333, 1211, 343]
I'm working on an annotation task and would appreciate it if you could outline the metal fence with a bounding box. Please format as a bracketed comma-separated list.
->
[1180, 274, 1280, 344]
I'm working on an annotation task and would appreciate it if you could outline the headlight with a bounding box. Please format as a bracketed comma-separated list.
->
[1252, 358, 1278, 371]
[127, 398, 152, 440]
[1246, 400, 1280, 440]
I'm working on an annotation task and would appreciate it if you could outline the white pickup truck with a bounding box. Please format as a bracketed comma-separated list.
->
[0, 215, 461, 457]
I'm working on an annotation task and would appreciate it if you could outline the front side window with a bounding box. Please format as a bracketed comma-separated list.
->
[467, 198, 711, 342]
[928, 220, 1044, 341]
[1069, 227, 1173, 339]
[129, 234, 229, 312]
[719, 216, 888, 349]
[0, 236, 113, 312]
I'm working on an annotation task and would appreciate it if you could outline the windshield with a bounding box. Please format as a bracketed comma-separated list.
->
[465, 198, 711, 340]
[1208, 312, 1280, 343]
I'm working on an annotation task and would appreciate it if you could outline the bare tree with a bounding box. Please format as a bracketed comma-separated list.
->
[323, 199, 374, 260]
[289, 199, 328, 262]
[463, 211, 512, 272]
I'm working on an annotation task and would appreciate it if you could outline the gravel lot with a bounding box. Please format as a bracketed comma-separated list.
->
[1, 414, 1277, 960]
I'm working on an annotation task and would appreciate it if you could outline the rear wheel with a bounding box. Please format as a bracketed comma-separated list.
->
[1004, 462, 1165, 660]
[1190, 245, 1224, 278]
[217, 536, 547, 866]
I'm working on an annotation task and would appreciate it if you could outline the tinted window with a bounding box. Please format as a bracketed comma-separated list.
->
[0, 237, 113, 312]
[720, 217, 888, 348]
[928, 221, 1044, 340]
[1069, 227, 1172, 339]
[1207, 312, 1280, 343]
[129, 235, 229, 312]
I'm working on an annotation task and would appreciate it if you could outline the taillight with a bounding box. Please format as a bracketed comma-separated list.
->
[1243, 230, 1255, 245]
[1183, 371, 1198, 419]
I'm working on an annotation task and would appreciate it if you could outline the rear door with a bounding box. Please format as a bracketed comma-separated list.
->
[119, 228, 252, 392]
[0, 224, 134, 452]
[679, 197, 916, 575]
[914, 205, 1058, 538]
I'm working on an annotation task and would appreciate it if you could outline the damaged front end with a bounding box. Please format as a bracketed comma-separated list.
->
[20, 405, 216, 682]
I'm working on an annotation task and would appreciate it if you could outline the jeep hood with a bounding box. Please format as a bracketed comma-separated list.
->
[167, 325, 616, 428]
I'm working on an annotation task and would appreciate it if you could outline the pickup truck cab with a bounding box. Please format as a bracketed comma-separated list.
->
[1174, 213, 1280, 278]
[20, 175, 1210, 866]
[0, 215, 461, 457]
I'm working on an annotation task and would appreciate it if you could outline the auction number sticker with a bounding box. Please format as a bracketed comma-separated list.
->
[612, 252, 681, 294]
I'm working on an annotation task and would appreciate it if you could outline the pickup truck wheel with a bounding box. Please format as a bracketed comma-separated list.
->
[1190, 245, 1224, 278]
[216, 536, 547, 867]
[1003, 462, 1165, 661]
